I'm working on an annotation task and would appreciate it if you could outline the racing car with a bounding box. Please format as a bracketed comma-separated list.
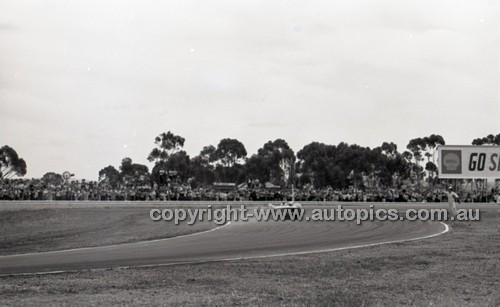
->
[268, 201, 303, 220]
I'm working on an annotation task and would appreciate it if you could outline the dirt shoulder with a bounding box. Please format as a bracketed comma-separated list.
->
[1, 209, 498, 306]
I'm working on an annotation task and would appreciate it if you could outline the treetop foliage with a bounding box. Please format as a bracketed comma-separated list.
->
[147, 131, 186, 163]
[0, 145, 27, 179]
[472, 133, 500, 146]
[213, 138, 247, 168]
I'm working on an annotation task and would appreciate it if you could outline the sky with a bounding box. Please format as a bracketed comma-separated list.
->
[1, 0, 499, 180]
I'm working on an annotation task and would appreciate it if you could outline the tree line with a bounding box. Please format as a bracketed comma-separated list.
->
[95, 132, 499, 190]
[1, 132, 498, 190]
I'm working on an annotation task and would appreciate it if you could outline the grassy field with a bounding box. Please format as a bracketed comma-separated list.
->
[0, 207, 498, 306]
[0, 207, 216, 255]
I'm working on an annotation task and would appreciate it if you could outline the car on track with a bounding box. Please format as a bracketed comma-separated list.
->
[268, 201, 303, 220]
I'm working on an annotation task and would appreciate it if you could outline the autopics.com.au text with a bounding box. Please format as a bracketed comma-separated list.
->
[149, 205, 480, 225]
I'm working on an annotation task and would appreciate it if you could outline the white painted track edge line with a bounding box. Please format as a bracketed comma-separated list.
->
[0, 222, 449, 277]
[0, 222, 232, 258]
[129, 222, 451, 268]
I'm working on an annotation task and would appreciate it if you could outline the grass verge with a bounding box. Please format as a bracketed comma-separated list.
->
[0, 207, 216, 255]
[0, 209, 499, 305]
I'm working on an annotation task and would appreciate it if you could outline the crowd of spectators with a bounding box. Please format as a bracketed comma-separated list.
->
[1, 178, 499, 203]
[249, 184, 500, 203]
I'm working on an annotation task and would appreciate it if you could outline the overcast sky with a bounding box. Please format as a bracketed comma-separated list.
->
[1, 0, 499, 180]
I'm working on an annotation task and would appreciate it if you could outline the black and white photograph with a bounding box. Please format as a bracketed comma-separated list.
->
[1, 0, 499, 306]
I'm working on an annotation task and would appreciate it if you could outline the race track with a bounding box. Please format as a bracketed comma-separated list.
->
[0, 211, 448, 275]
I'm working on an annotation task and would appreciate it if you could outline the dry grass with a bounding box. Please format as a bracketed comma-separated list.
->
[0, 207, 216, 255]
[1, 209, 499, 306]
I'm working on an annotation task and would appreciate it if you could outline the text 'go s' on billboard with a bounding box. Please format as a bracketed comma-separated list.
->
[438, 145, 500, 179]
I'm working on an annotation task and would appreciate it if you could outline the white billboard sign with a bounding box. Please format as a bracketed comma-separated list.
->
[438, 145, 500, 179]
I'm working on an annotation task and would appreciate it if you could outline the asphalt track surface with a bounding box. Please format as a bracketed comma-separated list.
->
[0, 202, 462, 276]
